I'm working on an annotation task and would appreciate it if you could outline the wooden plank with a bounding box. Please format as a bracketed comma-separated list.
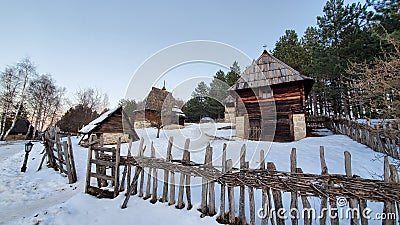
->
[161, 136, 173, 203]
[319, 146, 328, 225]
[90, 172, 114, 181]
[92, 146, 116, 153]
[113, 137, 121, 198]
[90, 159, 115, 167]
[184, 139, 192, 210]
[144, 143, 154, 200]
[150, 142, 158, 204]
[345, 151, 360, 225]
[86, 186, 115, 199]
[382, 156, 395, 225]
[217, 143, 227, 223]
[122, 138, 133, 192]
[247, 162, 255, 225]
[199, 143, 210, 216]
[121, 166, 143, 209]
[259, 149, 271, 225]
[85, 135, 95, 193]
[62, 141, 74, 184]
[208, 144, 215, 216]
[176, 139, 190, 209]
[239, 144, 246, 225]
[168, 170, 176, 206]
[226, 159, 235, 224]
[267, 162, 285, 225]
[132, 138, 144, 195]
[290, 148, 298, 225]
[297, 168, 312, 225]
[389, 165, 400, 225]
[67, 135, 77, 182]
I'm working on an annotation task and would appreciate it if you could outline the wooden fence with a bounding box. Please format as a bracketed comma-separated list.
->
[84, 135, 400, 225]
[328, 119, 400, 160]
[38, 130, 77, 184]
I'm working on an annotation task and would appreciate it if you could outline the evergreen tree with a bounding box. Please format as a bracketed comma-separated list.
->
[225, 61, 241, 86]
[56, 104, 98, 132]
[272, 30, 307, 73]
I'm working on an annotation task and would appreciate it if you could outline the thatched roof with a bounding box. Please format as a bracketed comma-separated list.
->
[229, 50, 314, 95]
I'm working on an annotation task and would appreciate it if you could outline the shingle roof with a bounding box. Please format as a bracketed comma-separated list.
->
[144, 87, 170, 111]
[229, 50, 314, 94]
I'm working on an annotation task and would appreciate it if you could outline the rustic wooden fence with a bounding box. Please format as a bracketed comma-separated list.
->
[328, 119, 400, 160]
[84, 135, 400, 225]
[38, 130, 77, 184]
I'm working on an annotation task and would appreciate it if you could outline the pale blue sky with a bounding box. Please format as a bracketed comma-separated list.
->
[0, 0, 363, 107]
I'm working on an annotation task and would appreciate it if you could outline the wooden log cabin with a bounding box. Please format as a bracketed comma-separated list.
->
[79, 106, 139, 145]
[229, 50, 314, 142]
[134, 86, 185, 128]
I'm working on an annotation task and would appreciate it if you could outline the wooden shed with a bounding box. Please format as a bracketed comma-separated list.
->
[134, 86, 185, 128]
[79, 106, 139, 145]
[230, 50, 314, 142]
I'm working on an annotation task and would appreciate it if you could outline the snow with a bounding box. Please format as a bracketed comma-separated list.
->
[0, 124, 398, 225]
[79, 107, 120, 134]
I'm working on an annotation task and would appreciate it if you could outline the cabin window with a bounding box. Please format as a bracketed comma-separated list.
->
[262, 91, 267, 99]
[267, 89, 272, 98]
[261, 88, 273, 99]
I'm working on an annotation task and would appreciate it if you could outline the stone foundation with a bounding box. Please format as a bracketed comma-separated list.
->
[293, 114, 306, 141]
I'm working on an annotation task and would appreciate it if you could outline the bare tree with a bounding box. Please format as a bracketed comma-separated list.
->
[0, 66, 20, 139]
[347, 34, 400, 119]
[75, 88, 108, 113]
[2, 57, 36, 141]
[25, 74, 65, 137]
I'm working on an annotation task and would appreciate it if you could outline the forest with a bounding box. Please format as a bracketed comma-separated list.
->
[0, 0, 399, 136]
[184, 0, 399, 122]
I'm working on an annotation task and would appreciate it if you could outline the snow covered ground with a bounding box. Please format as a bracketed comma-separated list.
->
[0, 124, 398, 225]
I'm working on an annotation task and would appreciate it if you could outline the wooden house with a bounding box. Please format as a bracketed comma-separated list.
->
[79, 106, 139, 145]
[134, 86, 185, 128]
[230, 50, 314, 142]
[6, 119, 31, 141]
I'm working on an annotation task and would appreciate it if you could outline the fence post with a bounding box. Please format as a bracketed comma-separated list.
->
[160, 136, 173, 203]
[176, 138, 190, 209]
[217, 143, 227, 223]
[67, 135, 77, 182]
[62, 141, 74, 184]
[290, 148, 298, 225]
[319, 146, 328, 225]
[267, 162, 285, 225]
[150, 142, 158, 204]
[184, 139, 192, 210]
[296, 168, 312, 225]
[133, 138, 144, 195]
[200, 143, 210, 215]
[144, 142, 154, 200]
[383, 156, 395, 225]
[208, 143, 216, 216]
[389, 165, 400, 225]
[247, 161, 255, 225]
[259, 149, 272, 225]
[239, 144, 247, 225]
[138, 145, 146, 198]
[226, 159, 235, 224]
[344, 151, 360, 225]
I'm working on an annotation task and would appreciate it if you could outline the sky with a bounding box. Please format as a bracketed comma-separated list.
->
[0, 0, 364, 108]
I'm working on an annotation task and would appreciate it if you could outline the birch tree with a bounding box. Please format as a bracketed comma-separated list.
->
[2, 58, 36, 141]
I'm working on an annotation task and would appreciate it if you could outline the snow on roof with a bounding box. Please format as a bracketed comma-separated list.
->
[78, 107, 120, 134]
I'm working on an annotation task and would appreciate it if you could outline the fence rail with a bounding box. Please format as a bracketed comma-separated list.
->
[328, 119, 400, 160]
[84, 135, 400, 225]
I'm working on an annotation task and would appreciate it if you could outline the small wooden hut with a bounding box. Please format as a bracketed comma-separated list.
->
[134, 86, 185, 128]
[230, 50, 314, 142]
[79, 106, 139, 145]
[6, 119, 31, 141]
